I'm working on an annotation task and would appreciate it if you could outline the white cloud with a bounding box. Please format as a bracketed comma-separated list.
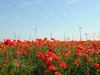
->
[68, 0, 83, 3]
[19, 0, 44, 7]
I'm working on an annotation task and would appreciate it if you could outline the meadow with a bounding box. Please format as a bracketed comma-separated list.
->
[0, 38, 100, 75]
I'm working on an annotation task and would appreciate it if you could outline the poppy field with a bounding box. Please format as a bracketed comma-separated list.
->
[0, 38, 100, 75]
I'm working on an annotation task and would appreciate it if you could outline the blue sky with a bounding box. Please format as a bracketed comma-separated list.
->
[0, 0, 100, 41]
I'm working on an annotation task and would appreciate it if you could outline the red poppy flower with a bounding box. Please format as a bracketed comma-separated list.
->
[15, 51, 21, 56]
[46, 51, 58, 60]
[37, 51, 45, 59]
[54, 72, 62, 75]
[0, 44, 5, 49]
[86, 57, 91, 62]
[77, 46, 83, 50]
[58, 61, 67, 68]
[47, 61, 53, 66]
[4, 39, 13, 46]
[94, 50, 99, 55]
[76, 49, 81, 53]
[10, 71, 15, 74]
[82, 53, 88, 58]
[84, 48, 89, 53]
[86, 73, 91, 75]
[97, 70, 100, 75]
[4, 72, 7, 75]
[48, 65, 56, 71]
[14, 61, 19, 67]
[75, 59, 79, 66]
[63, 50, 70, 57]
[94, 63, 99, 68]
[51, 38, 55, 41]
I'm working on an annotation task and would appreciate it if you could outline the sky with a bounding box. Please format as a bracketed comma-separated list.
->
[0, 0, 100, 41]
